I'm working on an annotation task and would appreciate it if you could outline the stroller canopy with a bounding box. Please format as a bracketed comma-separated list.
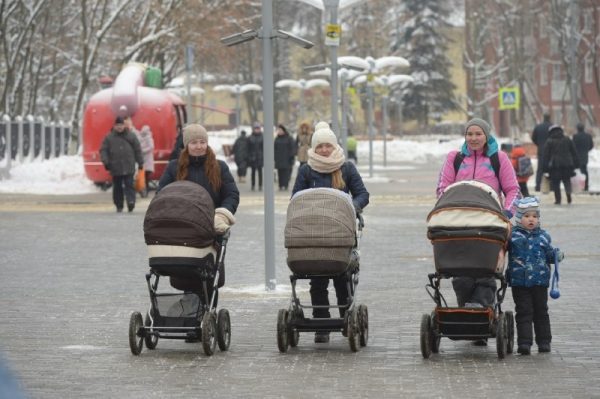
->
[285, 188, 356, 249]
[144, 180, 215, 248]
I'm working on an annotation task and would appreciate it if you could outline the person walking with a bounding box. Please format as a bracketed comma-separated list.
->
[232, 130, 249, 183]
[542, 125, 579, 205]
[510, 145, 532, 197]
[532, 113, 552, 191]
[137, 125, 155, 194]
[347, 131, 358, 164]
[274, 124, 297, 191]
[296, 122, 312, 166]
[291, 121, 369, 343]
[436, 118, 520, 344]
[100, 116, 144, 213]
[247, 122, 264, 191]
[507, 196, 564, 355]
[572, 122, 594, 191]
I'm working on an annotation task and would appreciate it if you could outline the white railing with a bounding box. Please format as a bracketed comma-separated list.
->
[0, 114, 71, 179]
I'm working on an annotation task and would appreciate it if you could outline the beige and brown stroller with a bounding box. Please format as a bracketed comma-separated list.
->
[128, 180, 231, 357]
[422, 180, 515, 359]
[277, 188, 367, 352]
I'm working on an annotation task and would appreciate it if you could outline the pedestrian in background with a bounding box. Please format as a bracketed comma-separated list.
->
[510, 145, 532, 197]
[247, 122, 264, 191]
[100, 116, 144, 212]
[572, 122, 594, 192]
[347, 131, 358, 164]
[232, 130, 249, 183]
[274, 124, 297, 191]
[542, 125, 579, 205]
[296, 122, 312, 166]
[137, 125, 155, 194]
[506, 197, 564, 355]
[532, 113, 552, 191]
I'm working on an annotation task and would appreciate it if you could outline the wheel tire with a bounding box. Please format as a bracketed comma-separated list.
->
[277, 309, 289, 353]
[129, 311, 144, 356]
[358, 304, 369, 347]
[216, 309, 231, 351]
[347, 309, 360, 352]
[420, 313, 432, 359]
[505, 311, 515, 354]
[144, 313, 158, 350]
[496, 313, 507, 359]
[430, 312, 440, 354]
[287, 310, 299, 348]
[201, 312, 217, 356]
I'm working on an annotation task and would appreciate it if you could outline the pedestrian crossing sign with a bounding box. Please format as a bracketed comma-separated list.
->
[498, 87, 520, 110]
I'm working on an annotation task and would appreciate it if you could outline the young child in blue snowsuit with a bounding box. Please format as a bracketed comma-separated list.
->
[506, 197, 564, 355]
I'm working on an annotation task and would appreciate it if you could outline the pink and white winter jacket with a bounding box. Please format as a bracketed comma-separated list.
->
[436, 148, 521, 214]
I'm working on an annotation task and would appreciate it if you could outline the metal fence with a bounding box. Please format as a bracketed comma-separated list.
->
[0, 115, 71, 179]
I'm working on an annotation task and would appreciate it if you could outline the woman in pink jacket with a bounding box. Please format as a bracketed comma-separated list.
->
[436, 118, 520, 343]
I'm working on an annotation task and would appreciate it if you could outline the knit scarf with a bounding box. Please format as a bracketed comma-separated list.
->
[307, 145, 345, 173]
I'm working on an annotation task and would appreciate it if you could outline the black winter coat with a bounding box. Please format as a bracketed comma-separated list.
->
[99, 129, 143, 176]
[232, 135, 249, 167]
[248, 133, 264, 168]
[274, 133, 296, 169]
[542, 130, 579, 180]
[292, 162, 370, 210]
[157, 156, 240, 214]
[532, 121, 552, 156]
[572, 129, 594, 166]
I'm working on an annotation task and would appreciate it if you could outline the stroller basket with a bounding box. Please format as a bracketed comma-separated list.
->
[435, 307, 494, 339]
[151, 293, 202, 328]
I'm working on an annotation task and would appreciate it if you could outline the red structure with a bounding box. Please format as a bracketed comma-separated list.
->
[82, 64, 186, 185]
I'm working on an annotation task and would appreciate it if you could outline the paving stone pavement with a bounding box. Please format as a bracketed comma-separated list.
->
[1, 161, 600, 398]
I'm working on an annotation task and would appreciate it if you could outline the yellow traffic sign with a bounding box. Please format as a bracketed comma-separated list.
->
[325, 24, 341, 46]
[498, 87, 520, 110]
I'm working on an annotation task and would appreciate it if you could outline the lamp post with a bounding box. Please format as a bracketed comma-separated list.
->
[276, 78, 329, 123]
[213, 84, 262, 135]
[220, 0, 314, 291]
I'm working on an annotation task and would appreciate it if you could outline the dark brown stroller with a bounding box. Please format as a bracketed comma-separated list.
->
[277, 188, 367, 352]
[128, 181, 231, 357]
[421, 180, 515, 359]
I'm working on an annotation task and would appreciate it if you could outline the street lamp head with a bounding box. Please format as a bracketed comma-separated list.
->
[276, 29, 314, 49]
[220, 29, 258, 47]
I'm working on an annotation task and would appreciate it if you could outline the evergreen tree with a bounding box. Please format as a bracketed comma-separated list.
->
[391, 0, 457, 126]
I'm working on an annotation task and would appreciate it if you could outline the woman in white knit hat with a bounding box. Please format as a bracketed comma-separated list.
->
[291, 121, 369, 344]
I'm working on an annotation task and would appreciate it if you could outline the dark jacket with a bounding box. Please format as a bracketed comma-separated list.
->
[99, 128, 143, 176]
[157, 156, 240, 214]
[248, 132, 264, 168]
[532, 121, 552, 156]
[232, 135, 249, 167]
[542, 128, 579, 179]
[507, 226, 555, 287]
[274, 132, 297, 169]
[169, 133, 184, 161]
[292, 162, 370, 210]
[572, 128, 594, 166]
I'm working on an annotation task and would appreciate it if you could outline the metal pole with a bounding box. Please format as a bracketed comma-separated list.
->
[27, 114, 34, 162]
[326, 3, 341, 148]
[367, 84, 374, 178]
[39, 116, 45, 162]
[3, 115, 11, 173]
[50, 121, 56, 159]
[382, 95, 388, 167]
[235, 90, 241, 136]
[396, 91, 403, 137]
[16, 115, 23, 163]
[59, 120, 65, 156]
[568, 0, 580, 124]
[340, 71, 348, 157]
[262, 0, 276, 290]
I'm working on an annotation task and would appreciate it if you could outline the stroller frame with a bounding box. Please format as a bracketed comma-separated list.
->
[128, 231, 232, 357]
[420, 271, 515, 359]
[277, 212, 368, 353]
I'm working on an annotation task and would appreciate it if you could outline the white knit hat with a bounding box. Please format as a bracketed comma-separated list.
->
[311, 127, 338, 148]
[314, 121, 330, 131]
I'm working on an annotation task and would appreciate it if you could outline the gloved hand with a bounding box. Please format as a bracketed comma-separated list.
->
[502, 209, 513, 220]
[214, 207, 236, 234]
[555, 248, 565, 262]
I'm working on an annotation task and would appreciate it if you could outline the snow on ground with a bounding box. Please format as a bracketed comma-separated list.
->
[1, 128, 598, 195]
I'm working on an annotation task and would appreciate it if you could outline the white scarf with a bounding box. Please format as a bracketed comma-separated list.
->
[307, 145, 345, 173]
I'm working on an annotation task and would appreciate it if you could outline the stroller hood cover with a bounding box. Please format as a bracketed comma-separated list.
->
[144, 180, 215, 248]
[285, 188, 356, 248]
[427, 180, 510, 242]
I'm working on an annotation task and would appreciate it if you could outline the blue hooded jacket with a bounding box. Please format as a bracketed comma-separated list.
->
[506, 225, 555, 287]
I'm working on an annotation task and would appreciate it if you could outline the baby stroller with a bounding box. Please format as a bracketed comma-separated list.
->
[421, 180, 515, 359]
[277, 188, 367, 352]
[128, 181, 231, 356]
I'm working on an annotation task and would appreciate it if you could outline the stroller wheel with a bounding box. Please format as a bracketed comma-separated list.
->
[276, 309, 289, 353]
[128, 311, 144, 356]
[201, 312, 217, 356]
[420, 313, 432, 359]
[505, 311, 515, 354]
[358, 304, 369, 347]
[347, 308, 360, 352]
[430, 311, 440, 354]
[496, 313, 507, 359]
[144, 312, 159, 350]
[217, 309, 231, 352]
[286, 310, 300, 348]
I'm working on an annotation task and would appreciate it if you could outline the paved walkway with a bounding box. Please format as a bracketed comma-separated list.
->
[1, 161, 600, 398]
